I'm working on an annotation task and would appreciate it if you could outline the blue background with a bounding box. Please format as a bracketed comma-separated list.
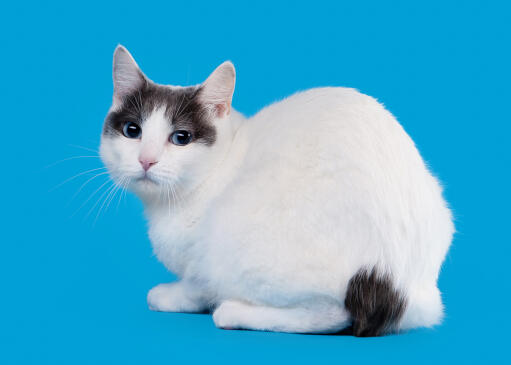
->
[1, 1, 509, 364]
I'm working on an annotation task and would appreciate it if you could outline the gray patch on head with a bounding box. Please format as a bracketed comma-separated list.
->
[103, 80, 216, 145]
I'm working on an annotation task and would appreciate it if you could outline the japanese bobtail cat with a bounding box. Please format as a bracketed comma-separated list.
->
[100, 45, 454, 337]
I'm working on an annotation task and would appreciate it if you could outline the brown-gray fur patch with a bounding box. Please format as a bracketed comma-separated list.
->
[344, 268, 407, 337]
[103, 80, 216, 145]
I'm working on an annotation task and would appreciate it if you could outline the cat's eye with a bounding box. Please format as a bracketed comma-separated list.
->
[171, 130, 193, 146]
[122, 121, 142, 139]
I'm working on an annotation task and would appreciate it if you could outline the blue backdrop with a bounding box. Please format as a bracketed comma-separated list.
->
[1, 1, 509, 364]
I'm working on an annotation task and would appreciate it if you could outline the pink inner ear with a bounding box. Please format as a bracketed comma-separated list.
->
[215, 103, 230, 117]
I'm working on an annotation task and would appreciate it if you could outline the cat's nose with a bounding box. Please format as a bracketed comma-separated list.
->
[139, 158, 158, 171]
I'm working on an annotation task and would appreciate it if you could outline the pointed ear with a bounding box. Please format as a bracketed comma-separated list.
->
[112, 45, 146, 104]
[199, 61, 236, 117]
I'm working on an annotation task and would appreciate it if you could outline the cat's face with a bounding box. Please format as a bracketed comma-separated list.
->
[100, 46, 235, 201]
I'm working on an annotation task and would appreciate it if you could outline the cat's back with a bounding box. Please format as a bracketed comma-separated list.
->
[238, 86, 419, 175]
[231, 87, 446, 225]
[245, 86, 383, 140]
[217, 86, 445, 242]
[218, 86, 452, 254]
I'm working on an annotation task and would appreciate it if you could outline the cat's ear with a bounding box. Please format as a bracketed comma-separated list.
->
[112, 45, 146, 104]
[200, 61, 236, 117]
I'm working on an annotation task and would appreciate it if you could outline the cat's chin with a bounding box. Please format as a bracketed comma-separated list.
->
[127, 174, 179, 202]
[132, 176, 161, 192]
[136, 174, 159, 185]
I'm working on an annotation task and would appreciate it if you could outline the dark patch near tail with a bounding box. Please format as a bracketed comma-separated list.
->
[344, 268, 406, 337]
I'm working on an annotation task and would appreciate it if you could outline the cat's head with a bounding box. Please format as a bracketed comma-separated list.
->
[100, 45, 236, 202]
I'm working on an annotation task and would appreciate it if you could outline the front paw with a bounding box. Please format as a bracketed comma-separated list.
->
[212, 300, 246, 329]
[147, 282, 208, 313]
[147, 283, 175, 312]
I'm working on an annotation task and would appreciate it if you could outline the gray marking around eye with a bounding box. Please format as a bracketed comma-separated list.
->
[103, 81, 216, 145]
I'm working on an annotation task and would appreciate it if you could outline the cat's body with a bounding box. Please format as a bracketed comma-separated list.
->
[101, 46, 454, 336]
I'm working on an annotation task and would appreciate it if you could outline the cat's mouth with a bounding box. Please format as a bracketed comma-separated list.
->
[131, 170, 175, 189]
[136, 172, 159, 185]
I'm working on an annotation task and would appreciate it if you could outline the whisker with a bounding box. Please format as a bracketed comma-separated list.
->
[85, 182, 116, 221]
[175, 92, 197, 119]
[72, 178, 112, 218]
[67, 171, 110, 206]
[45, 155, 101, 169]
[94, 179, 123, 225]
[121, 178, 130, 206]
[171, 180, 184, 209]
[166, 184, 171, 217]
[170, 183, 182, 211]
[115, 177, 130, 212]
[49, 167, 107, 192]
[174, 92, 188, 119]
[105, 176, 127, 214]
[67, 144, 99, 154]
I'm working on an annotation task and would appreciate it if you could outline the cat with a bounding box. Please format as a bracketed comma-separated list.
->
[100, 45, 454, 337]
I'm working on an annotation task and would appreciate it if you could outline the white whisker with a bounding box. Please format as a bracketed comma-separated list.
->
[166, 184, 171, 217]
[45, 155, 101, 169]
[94, 179, 123, 225]
[68, 144, 99, 154]
[86, 182, 116, 221]
[67, 171, 110, 206]
[49, 167, 107, 192]
[72, 178, 112, 218]
[115, 177, 130, 212]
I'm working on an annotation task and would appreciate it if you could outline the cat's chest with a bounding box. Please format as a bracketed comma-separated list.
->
[147, 209, 203, 276]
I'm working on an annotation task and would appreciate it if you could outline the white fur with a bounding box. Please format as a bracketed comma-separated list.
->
[112, 46, 145, 108]
[101, 49, 454, 334]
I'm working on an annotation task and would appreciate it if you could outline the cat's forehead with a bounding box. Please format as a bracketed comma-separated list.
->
[122, 82, 201, 119]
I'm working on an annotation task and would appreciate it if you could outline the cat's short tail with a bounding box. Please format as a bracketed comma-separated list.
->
[344, 268, 407, 337]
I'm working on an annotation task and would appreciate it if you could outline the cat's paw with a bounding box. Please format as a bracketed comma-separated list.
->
[147, 283, 176, 312]
[212, 300, 247, 330]
[147, 282, 207, 313]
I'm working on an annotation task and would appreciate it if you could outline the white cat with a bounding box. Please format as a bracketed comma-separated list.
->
[100, 45, 454, 336]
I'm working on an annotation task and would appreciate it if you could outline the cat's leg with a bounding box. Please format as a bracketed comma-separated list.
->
[399, 285, 443, 330]
[212, 300, 349, 333]
[147, 281, 210, 313]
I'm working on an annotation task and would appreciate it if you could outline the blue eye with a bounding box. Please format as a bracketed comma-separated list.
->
[171, 130, 192, 146]
[122, 122, 141, 139]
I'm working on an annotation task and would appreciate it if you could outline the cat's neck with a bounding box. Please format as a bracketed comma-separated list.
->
[144, 109, 247, 223]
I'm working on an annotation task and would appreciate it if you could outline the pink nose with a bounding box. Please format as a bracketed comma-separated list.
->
[139, 159, 158, 171]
